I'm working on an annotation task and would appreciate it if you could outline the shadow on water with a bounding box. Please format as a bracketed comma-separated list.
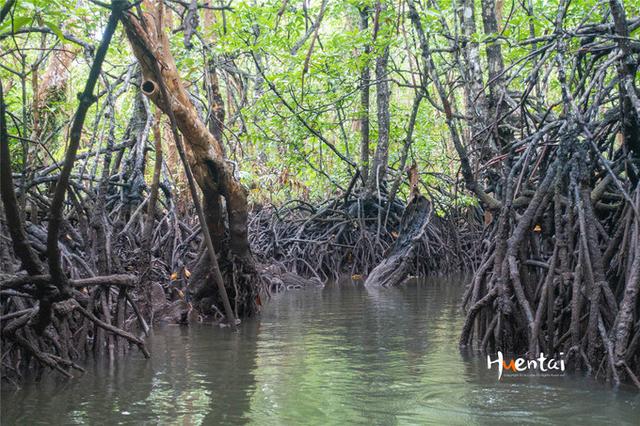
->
[1, 323, 259, 425]
[2, 274, 639, 425]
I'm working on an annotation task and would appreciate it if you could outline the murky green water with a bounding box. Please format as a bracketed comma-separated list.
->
[2, 275, 638, 425]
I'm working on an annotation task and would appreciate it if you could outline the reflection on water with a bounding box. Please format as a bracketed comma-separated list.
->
[2, 274, 638, 425]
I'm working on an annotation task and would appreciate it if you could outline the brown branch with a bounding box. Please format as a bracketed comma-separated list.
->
[46, 0, 125, 299]
[0, 83, 43, 276]
[0, 274, 137, 290]
[406, 0, 501, 210]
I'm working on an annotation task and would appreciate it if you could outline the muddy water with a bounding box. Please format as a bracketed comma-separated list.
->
[1, 275, 638, 425]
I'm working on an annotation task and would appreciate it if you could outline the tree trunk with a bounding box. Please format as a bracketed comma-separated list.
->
[459, 0, 493, 162]
[358, 6, 371, 185]
[121, 0, 259, 317]
[366, 34, 390, 193]
[480, 0, 512, 148]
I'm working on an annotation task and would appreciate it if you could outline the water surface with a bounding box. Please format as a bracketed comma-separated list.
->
[2, 275, 638, 425]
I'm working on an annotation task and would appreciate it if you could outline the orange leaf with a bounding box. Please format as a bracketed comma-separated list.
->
[484, 211, 493, 225]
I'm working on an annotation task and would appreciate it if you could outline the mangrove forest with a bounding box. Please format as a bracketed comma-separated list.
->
[0, 0, 639, 423]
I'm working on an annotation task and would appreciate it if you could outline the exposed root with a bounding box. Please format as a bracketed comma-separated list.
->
[249, 187, 479, 282]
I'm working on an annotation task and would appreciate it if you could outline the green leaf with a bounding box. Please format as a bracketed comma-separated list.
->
[1, 16, 32, 33]
[44, 20, 64, 41]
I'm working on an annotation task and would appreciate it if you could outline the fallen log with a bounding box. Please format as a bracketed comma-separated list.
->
[365, 165, 433, 287]
[364, 195, 432, 287]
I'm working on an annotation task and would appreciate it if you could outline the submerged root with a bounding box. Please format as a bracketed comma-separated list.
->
[460, 133, 640, 389]
[1, 274, 150, 382]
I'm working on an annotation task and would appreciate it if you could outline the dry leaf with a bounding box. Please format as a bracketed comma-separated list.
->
[184, 267, 191, 278]
[170, 272, 178, 280]
[484, 210, 493, 226]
